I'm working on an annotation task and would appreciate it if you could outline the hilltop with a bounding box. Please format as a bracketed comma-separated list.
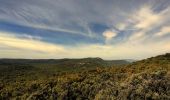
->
[0, 53, 170, 100]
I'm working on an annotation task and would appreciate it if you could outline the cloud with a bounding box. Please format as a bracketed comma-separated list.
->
[127, 4, 170, 42]
[116, 23, 127, 30]
[1, 0, 161, 39]
[102, 30, 118, 44]
[0, 32, 65, 53]
[18, 34, 42, 40]
[26, 24, 94, 37]
[100, 4, 170, 44]
[133, 5, 161, 30]
[129, 32, 145, 42]
[0, 0, 170, 59]
[1, 31, 170, 60]
[103, 30, 117, 40]
[155, 26, 170, 36]
[0, 0, 118, 38]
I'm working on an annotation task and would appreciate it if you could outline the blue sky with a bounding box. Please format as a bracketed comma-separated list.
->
[0, 0, 170, 59]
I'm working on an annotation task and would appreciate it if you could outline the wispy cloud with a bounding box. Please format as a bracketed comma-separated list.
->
[0, 32, 170, 59]
[126, 4, 170, 42]
[133, 5, 161, 30]
[155, 26, 170, 36]
[0, 32, 65, 53]
[0, 0, 170, 59]
[0, 0, 116, 38]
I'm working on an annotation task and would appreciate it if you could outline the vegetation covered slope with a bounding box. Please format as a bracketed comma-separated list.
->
[0, 58, 129, 75]
[0, 57, 129, 67]
[0, 53, 170, 100]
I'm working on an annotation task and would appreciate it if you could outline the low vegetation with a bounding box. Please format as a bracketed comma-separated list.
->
[0, 53, 170, 100]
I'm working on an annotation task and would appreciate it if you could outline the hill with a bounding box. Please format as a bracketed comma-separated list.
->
[0, 58, 129, 78]
[0, 53, 169, 100]
[0, 57, 129, 67]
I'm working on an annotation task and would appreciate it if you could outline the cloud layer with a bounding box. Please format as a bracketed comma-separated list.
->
[0, 0, 170, 59]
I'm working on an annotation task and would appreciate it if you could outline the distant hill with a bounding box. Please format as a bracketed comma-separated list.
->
[0, 57, 130, 67]
[0, 57, 130, 79]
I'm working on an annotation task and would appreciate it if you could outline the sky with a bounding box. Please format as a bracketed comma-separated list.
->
[0, 0, 170, 60]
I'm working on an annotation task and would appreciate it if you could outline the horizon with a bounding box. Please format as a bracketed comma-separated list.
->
[0, 0, 170, 59]
[0, 53, 166, 61]
[0, 57, 136, 60]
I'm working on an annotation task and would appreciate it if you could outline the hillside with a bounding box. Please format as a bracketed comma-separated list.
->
[0, 57, 129, 67]
[0, 58, 129, 79]
[0, 53, 170, 100]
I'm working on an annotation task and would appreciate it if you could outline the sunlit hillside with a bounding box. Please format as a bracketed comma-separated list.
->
[0, 53, 169, 100]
